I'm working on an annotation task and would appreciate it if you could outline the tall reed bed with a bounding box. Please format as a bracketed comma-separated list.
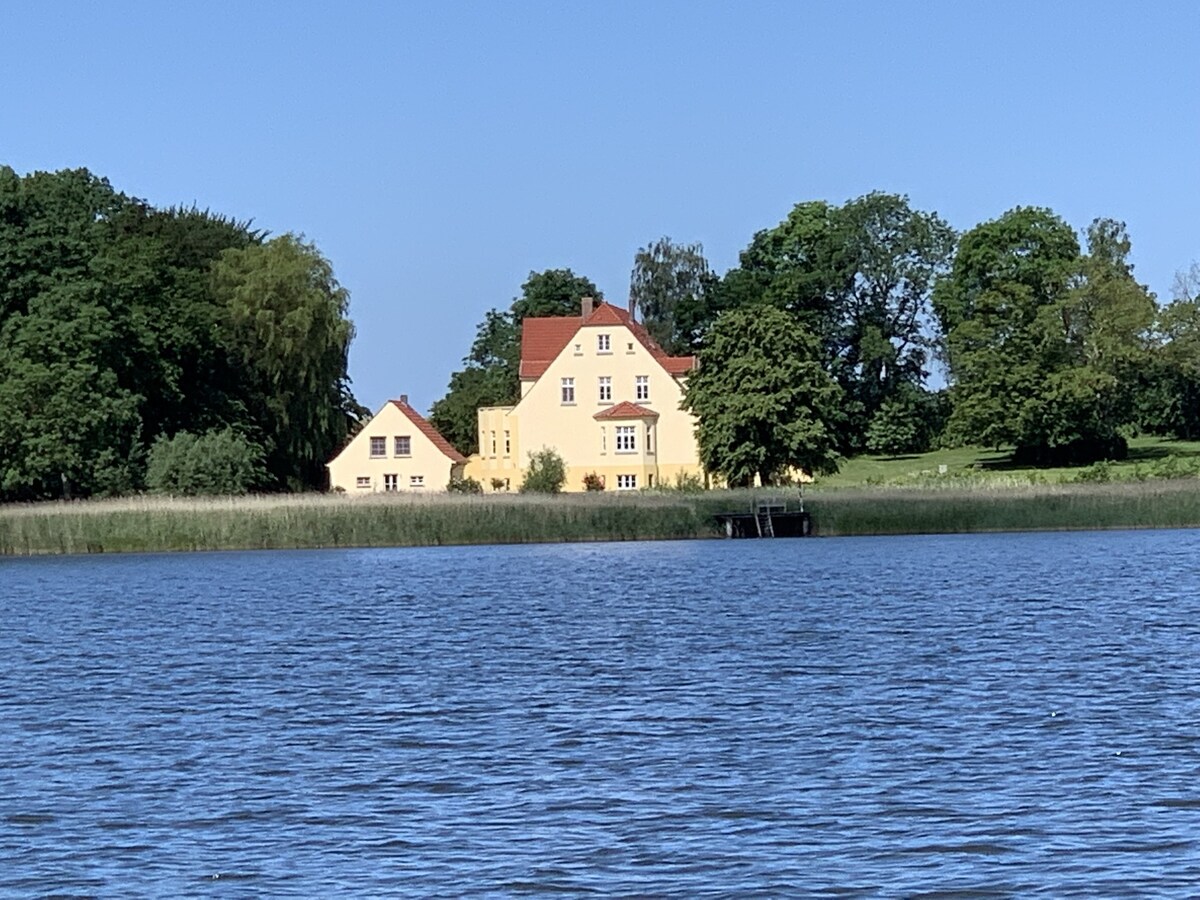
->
[803, 480, 1200, 535]
[0, 492, 719, 555]
[3, 480, 1200, 556]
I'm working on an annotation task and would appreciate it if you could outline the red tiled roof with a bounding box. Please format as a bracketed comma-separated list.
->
[518, 301, 697, 379]
[593, 401, 659, 420]
[390, 399, 467, 463]
[518, 317, 581, 379]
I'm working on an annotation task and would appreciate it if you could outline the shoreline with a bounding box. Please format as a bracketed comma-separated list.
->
[4, 481, 1200, 556]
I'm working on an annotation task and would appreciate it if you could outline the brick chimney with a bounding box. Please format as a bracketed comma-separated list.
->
[581, 296, 595, 319]
[399, 394, 408, 405]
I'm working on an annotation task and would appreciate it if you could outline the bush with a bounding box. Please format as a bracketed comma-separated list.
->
[146, 428, 267, 496]
[489, 477, 509, 492]
[448, 476, 484, 494]
[520, 448, 567, 494]
[582, 472, 605, 492]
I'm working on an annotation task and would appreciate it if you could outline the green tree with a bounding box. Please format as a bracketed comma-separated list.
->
[865, 396, 923, 457]
[145, 428, 267, 495]
[711, 193, 954, 448]
[629, 236, 715, 354]
[0, 285, 143, 498]
[1138, 262, 1200, 438]
[520, 447, 567, 493]
[935, 210, 1153, 463]
[683, 307, 844, 485]
[210, 235, 358, 490]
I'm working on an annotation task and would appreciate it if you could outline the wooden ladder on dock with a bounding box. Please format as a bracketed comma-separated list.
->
[755, 500, 782, 538]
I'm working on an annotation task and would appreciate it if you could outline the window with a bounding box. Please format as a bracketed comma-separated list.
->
[647, 425, 654, 454]
[355, 476, 371, 489]
[383, 474, 399, 492]
[598, 334, 611, 352]
[598, 376, 611, 402]
[616, 474, 637, 490]
[409, 475, 425, 488]
[627, 342, 634, 353]
[490, 431, 496, 455]
[561, 377, 575, 404]
[369, 436, 386, 458]
[574, 343, 582, 355]
[504, 431, 510, 455]
[394, 435, 411, 457]
[600, 427, 607, 453]
[615, 425, 636, 452]
[635, 375, 649, 401]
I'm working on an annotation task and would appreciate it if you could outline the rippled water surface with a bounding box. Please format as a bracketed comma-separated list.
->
[4, 531, 1200, 896]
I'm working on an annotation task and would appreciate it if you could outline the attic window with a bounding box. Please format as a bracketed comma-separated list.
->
[369, 436, 386, 458]
[627, 342, 634, 352]
[598, 334, 611, 353]
[574, 343, 582, 355]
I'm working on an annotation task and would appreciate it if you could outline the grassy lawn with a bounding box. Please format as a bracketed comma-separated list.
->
[819, 436, 1200, 488]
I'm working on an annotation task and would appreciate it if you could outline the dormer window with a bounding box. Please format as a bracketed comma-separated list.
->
[597, 334, 611, 353]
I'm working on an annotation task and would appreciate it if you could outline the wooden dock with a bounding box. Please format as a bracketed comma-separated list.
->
[714, 498, 812, 538]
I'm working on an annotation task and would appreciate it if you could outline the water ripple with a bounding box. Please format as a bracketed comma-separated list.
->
[3, 531, 1200, 895]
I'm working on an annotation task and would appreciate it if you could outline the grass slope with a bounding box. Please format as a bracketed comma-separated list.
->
[820, 437, 1200, 488]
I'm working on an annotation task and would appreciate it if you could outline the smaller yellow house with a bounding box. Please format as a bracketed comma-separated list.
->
[327, 395, 466, 493]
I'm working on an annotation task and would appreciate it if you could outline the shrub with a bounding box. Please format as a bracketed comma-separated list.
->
[146, 428, 267, 496]
[448, 476, 484, 494]
[1074, 460, 1115, 483]
[489, 477, 509, 492]
[582, 472, 605, 492]
[520, 448, 567, 494]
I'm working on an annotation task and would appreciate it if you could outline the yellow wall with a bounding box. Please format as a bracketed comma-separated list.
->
[464, 320, 704, 492]
[327, 403, 462, 493]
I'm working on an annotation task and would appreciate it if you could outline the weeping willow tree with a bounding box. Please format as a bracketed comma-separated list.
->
[211, 235, 360, 490]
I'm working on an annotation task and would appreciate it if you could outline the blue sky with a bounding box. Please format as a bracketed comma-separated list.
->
[4, 2, 1197, 412]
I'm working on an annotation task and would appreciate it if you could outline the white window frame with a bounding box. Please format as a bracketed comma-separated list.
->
[409, 475, 425, 488]
[615, 425, 636, 453]
[561, 377, 575, 404]
[597, 333, 611, 353]
[598, 376, 612, 402]
[504, 431, 511, 456]
[369, 436, 386, 458]
[383, 473, 399, 492]
[394, 435, 411, 457]
[616, 474, 637, 490]
[635, 375, 649, 402]
[355, 476, 372, 489]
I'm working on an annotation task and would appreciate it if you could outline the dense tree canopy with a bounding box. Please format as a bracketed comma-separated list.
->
[934, 209, 1155, 463]
[683, 307, 844, 486]
[0, 166, 359, 499]
[707, 193, 955, 449]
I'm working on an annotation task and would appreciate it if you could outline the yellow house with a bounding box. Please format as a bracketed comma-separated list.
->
[465, 298, 704, 492]
[327, 396, 466, 493]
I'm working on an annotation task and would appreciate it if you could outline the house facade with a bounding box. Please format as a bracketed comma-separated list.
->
[464, 298, 704, 492]
[327, 396, 466, 493]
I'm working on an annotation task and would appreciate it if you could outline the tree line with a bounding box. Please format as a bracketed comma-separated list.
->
[435, 193, 1198, 488]
[4, 167, 1194, 499]
[0, 167, 360, 500]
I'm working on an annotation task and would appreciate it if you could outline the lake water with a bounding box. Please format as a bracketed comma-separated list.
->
[3, 531, 1200, 896]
